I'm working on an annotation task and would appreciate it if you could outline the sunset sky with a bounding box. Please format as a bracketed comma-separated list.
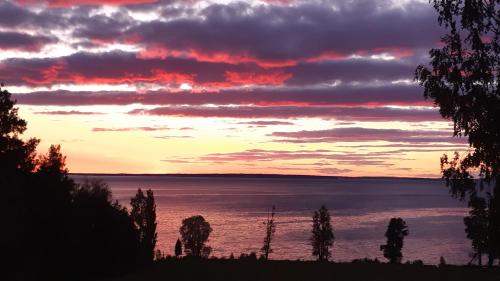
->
[0, 0, 469, 177]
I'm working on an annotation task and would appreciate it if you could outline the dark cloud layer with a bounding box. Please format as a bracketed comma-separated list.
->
[18, 0, 159, 7]
[0, 51, 281, 86]
[1, 50, 421, 87]
[13, 84, 429, 107]
[130, 106, 442, 122]
[126, 1, 442, 64]
[0, 2, 63, 28]
[285, 59, 415, 86]
[0, 32, 56, 51]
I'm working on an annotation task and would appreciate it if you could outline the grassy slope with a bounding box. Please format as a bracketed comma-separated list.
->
[113, 259, 500, 281]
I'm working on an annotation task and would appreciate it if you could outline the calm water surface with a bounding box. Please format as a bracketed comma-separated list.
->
[72, 175, 469, 264]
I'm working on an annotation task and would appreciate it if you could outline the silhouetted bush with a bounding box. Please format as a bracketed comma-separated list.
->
[239, 252, 258, 261]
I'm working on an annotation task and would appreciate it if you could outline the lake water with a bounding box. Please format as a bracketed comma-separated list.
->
[72, 175, 470, 264]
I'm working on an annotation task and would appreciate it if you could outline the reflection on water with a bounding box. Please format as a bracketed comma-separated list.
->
[72, 175, 469, 264]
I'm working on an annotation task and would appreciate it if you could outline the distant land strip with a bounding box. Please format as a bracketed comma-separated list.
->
[69, 173, 441, 180]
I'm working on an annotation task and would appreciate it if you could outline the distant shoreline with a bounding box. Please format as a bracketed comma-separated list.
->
[70, 173, 441, 181]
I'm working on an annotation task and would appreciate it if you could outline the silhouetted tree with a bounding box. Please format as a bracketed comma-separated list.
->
[261, 205, 277, 260]
[0, 84, 38, 175]
[1, 85, 39, 277]
[32, 144, 76, 277]
[416, 1, 500, 266]
[416, 1, 500, 188]
[380, 218, 408, 263]
[311, 205, 334, 261]
[131, 188, 158, 264]
[175, 238, 183, 257]
[180, 215, 213, 258]
[464, 192, 489, 266]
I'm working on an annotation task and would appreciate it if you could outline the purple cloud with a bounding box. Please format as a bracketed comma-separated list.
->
[12, 84, 429, 107]
[270, 127, 466, 143]
[187, 147, 452, 167]
[130, 105, 442, 122]
[124, 1, 442, 64]
[237, 120, 294, 126]
[0, 32, 56, 51]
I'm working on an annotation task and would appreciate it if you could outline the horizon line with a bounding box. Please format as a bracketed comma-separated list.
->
[69, 172, 442, 180]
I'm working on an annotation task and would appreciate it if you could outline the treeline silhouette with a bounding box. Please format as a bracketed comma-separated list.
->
[168, 205, 408, 264]
[1, 87, 159, 280]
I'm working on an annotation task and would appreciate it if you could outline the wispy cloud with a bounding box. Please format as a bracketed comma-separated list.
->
[35, 110, 104, 115]
[269, 127, 464, 144]
[92, 126, 170, 132]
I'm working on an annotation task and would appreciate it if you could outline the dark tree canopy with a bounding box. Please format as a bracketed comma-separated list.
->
[0, 84, 26, 137]
[380, 218, 409, 264]
[416, 0, 500, 266]
[0, 85, 39, 177]
[72, 180, 141, 277]
[311, 205, 335, 261]
[261, 205, 277, 260]
[179, 215, 213, 258]
[415, 0, 500, 190]
[0, 86, 142, 280]
[131, 188, 158, 264]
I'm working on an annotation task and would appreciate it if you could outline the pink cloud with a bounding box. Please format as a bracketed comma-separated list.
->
[35, 110, 104, 115]
[270, 127, 466, 144]
[92, 126, 170, 132]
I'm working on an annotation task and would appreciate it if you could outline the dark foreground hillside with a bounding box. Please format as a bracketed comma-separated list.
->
[112, 259, 500, 281]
